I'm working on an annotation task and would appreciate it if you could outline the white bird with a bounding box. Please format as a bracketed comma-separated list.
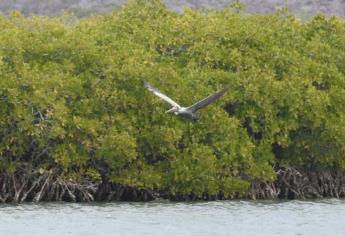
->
[144, 81, 230, 121]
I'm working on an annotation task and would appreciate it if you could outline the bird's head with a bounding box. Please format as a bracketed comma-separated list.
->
[166, 106, 179, 115]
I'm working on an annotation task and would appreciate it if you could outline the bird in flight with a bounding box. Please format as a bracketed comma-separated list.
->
[144, 81, 230, 121]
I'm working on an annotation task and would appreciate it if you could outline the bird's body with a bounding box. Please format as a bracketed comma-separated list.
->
[144, 81, 229, 121]
[175, 107, 199, 121]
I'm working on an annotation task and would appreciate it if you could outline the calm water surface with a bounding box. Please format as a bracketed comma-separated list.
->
[1, 199, 345, 236]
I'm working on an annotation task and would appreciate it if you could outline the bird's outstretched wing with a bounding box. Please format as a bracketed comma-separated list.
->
[144, 81, 180, 107]
[187, 85, 230, 112]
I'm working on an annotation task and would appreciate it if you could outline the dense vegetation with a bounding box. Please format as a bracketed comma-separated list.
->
[0, 0, 344, 200]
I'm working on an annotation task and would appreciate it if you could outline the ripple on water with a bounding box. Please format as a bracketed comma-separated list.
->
[0, 199, 345, 236]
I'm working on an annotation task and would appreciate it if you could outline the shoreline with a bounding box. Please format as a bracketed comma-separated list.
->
[248, 166, 345, 200]
[1, 166, 344, 203]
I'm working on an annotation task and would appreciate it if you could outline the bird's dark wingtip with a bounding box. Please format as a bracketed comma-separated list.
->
[223, 84, 231, 90]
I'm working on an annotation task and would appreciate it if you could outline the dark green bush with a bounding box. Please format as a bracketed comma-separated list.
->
[0, 1, 344, 197]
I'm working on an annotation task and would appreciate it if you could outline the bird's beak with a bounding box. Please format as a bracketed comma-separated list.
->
[166, 107, 178, 114]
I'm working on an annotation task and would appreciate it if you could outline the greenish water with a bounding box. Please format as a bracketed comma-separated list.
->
[1, 199, 345, 236]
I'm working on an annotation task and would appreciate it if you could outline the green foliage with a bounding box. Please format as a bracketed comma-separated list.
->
[0, 1, 344, 197]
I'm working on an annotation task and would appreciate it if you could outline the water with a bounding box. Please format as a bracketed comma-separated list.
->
[1, 199, 345, 236]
